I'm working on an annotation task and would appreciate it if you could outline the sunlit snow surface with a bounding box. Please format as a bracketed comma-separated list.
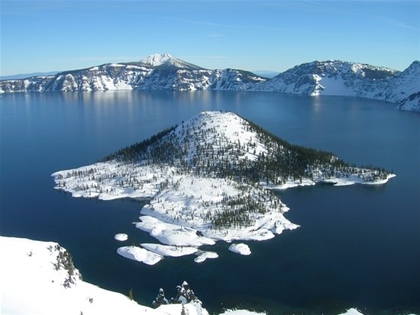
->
[0, 237, 164, 315]
[114, 233, 128, 241]
[228, 243, 251, 255]
[117, 246, 163, 265]
[51, 111, 395, 265]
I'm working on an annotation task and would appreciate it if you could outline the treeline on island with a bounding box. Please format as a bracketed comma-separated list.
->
[100, 114, 390, 186]
[101, 125, 177, 162]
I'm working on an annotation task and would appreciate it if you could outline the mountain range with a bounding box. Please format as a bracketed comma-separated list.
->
[1, 53, 419, 112]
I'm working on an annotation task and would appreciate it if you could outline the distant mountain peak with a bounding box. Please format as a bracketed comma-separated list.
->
[140, 53, 175, 67]
[139, 53, 203, 70]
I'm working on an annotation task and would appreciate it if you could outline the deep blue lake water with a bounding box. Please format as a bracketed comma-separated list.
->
[1, 91, 419, 315]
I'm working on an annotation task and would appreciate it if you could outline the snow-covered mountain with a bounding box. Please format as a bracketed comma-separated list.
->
[140, 53, 203, 70]
[258, 60, 420, 111]
[0, 53, 264, 93]
[259, 60, 396, 96]
[0, 54, 418, 111]
[388, 61, 420, 111]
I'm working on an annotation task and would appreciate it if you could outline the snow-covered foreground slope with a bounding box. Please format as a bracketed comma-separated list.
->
[1, 236, 412, 315]
[51, 111, 395, 266]
[1, 54, 418, 112]
[0, 236, 197, 315]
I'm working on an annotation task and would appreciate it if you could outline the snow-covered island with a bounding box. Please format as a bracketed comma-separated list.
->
[0, 235, 385, 315]
[52, 111, 395, 265]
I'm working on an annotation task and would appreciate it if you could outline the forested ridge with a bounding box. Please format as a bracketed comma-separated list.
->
[101, 112, 389, 186]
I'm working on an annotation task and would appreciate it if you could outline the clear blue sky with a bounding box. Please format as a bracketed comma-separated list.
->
[1, 0, 419, 76]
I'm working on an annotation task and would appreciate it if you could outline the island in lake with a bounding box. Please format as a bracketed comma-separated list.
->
[52, 111, 395, 264]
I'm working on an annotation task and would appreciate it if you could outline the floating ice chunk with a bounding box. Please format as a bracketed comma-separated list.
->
[228, 243, 251, 255]
[117, 246, 163, 265]
[140, 243, 198, 257]
[194, 250, 218, 263]
[114, 233, 128, 241]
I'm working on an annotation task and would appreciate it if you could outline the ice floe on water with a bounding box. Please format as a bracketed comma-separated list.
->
[194, 251, 219, 263]
[117, 246, 163, 265]
[228, 243, 251, 255]
[114, 233, 128, 241]
[140, 243, 199, 257]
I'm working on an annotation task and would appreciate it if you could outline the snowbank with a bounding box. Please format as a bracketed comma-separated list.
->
[0, 236, 162, 315]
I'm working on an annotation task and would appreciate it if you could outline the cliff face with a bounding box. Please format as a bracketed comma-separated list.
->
[267, 60, 420, 112]
[1, 54, 419, 111]
[0, 54, 266, 93]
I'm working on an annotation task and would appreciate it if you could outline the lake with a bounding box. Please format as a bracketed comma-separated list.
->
[1, 91, 419, 315]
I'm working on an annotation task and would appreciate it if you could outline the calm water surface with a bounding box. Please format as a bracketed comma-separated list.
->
[1, 91, 419, 315]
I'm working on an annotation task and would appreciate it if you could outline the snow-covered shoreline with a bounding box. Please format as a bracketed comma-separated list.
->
[52, 162, 300, 265]
[263, 173, 397, 189]
[51, 160, 395, 265]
